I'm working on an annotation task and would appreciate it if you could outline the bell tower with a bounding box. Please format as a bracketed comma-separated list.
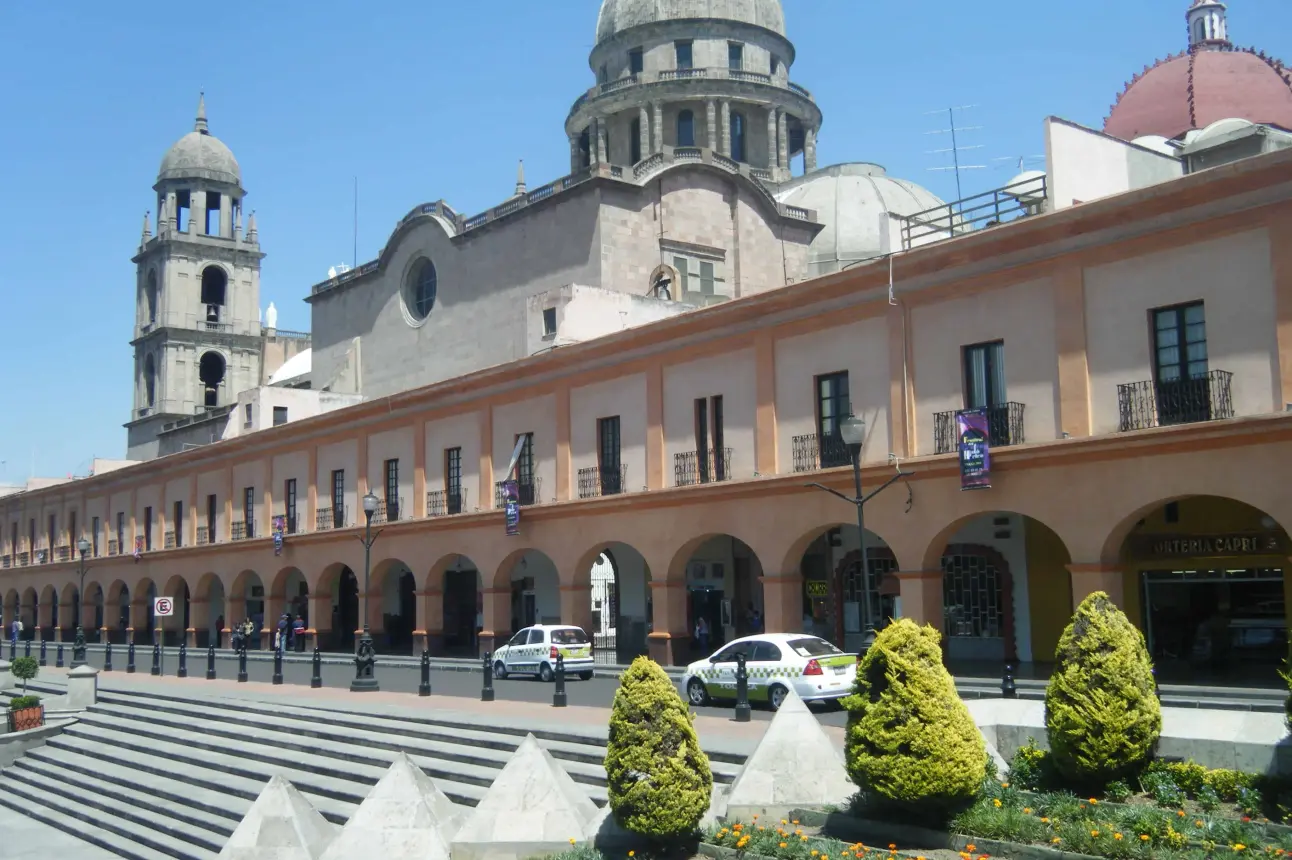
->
[127, 95, 266, 460]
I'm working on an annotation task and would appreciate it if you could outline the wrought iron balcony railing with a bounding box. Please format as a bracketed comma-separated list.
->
[17, 552, 29, 567]
[107, 540, 119, 557]
[0, 555, 9, 569]
[316, 506, 347, 531]
[54, 545, 70, 562]
[934, 402, 1027, 455]
[370, 498, 403, 525]
[674, 448, 733, 487]
[790, 433, 852, 473]
[163, 531, 176, 550]
[281, 515, 298, 535]
[578, 465, 627, 499]
[196, 526, 210, 545]
[1117, 370, 1234, 432]
[495, 479, 540, 508]
[231, 521, 249, 541]
[427, 489, 468, 517]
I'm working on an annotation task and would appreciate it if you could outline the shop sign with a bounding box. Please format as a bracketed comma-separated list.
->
[957, 408, 992, 491]
[1132, 533, 1285, 559]
[502, 480, 520, 537]
[804, 580, 829, 598]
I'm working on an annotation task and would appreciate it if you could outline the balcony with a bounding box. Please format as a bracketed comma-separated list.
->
[570, 67, 817, 123]
[495, 479, 540, 508]
[371, 498, 402, 525]
[1, 555, 9, 569]
[108, 540, 119, 557]
[674, 448, 733, 487]
[231, 521, 252, 541]
[791, 434, 852, 473]
[1117, 370, 1234, 432]
[282, 516, 298, 535]
[54, 545, 70, 562]
[427, 489, 467, 517]
[196, 526, 210, 545]
[17, 552, 29, 567]
[164, 531, 176, 550]
[934, 403, 1027, 455]
[578, 465, 627, 499]
[316, 507, 346, 531]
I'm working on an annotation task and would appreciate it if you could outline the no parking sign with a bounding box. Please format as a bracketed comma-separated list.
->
[153, 597, 174, 617]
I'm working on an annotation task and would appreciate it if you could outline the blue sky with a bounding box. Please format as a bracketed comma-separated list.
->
[1, 0, 1288, 482]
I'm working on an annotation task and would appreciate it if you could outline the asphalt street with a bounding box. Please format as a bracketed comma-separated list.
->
[60, 645, 849, 726]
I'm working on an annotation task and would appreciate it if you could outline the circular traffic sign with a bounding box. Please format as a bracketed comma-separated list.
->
[154, 597, 174, 616]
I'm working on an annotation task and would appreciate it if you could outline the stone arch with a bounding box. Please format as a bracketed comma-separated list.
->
[428, 553, 483, 657]
[20, 587, 38, 636]
[318, 562, 360, 652]
[782, 522, 901, 651]
[59, 581, 79, 639]
[132, 577, 158, 644]
[39, 584, 58, 638]
[664, 533, 767, 661]
[493, 549, 561, 633]
[83, 581, 105, 640]
[195, 572, 226, 648]
[230, 570, 266, 647]
[271, 566, 309, 629]
[161, 574, 192, 646]
[105, 580, 130, 643]
[372, 558, 417, 654]
[574, 541, 654, 664]
[2, 589, 18, 634]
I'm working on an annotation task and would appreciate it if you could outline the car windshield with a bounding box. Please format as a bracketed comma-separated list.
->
[550, 628, 589, 645]
[786, 637, 843, 658]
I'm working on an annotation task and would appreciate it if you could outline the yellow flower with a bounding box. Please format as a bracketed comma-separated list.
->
[1001, 783, 1010, 788]
[1114, 833, 1123, 841]
[801, 836, 809, 843]
[1040, 818, 1050, 824]
[1140, 835, 1150, 842]
[782, 820, 788, 826]
[1178, 810, 1186, 817]
[1089, 798, 1099, 805]
[569, 839, 576, 845]
[1023, 808, 1031, 814]
[812, 852, 819, 857]
[966, 845, 976, 853]
[792, 820, 800, 826]
[1051, 838, 1061, 844]
[889, 846, 897, 852]
[1197, 821, 1206, 828]
[1091, 831, 1100, 838]
[1234, 846, 1247, 853]
[759, 826, 766, 832]
[992, 799, 1002, 808]
[629, 853, 635, 858]
[780, 842, 788, 849]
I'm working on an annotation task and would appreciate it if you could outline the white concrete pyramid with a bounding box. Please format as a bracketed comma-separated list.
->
[450, 733, 599, 860]
[724, 687, 856, 818]
[219, 774, 336, 859]
[321, 752, 462, 860]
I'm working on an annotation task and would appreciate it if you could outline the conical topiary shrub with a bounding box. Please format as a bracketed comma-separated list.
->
[605, 655, 712, 840]
[843, 619, 986, 815]
[1044, 591, 1162, 786]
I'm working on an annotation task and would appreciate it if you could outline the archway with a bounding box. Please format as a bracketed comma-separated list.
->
[230, 570, 265, 648]
[106, 581, 129, 644]
[789, 524, 898, 653]
[2, 590, 17, 637]
[923, 512, 1073, 668]
[200, 266, 227, 309]
[320, 563, 360, 652]
[271, 567, 308, 651]
[140, 579, 158, 645]
[84, 582, 104, 641]
[162, 575, 191, 647]
[370, 559, 416, 654]
[60, 582, 79, 641]
[197, 573, 226, 648]
[21, 587, 37, 640]
[499, 550, 560, 633]
[439, 554, 483, 657]
[40, 584, 57, 641]
[671, 534, 765, 660]
[579, 542, 653, 665]
[199, 351, 226, 409]
[1111, 495, 1291, 685]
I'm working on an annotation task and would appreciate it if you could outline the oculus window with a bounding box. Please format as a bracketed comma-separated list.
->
[404, 257, 438, 323]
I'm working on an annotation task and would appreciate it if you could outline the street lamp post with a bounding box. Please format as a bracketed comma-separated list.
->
[350, 491, 382, 692]
[72, 537, 91, 668]
[806, 413, 914, 655]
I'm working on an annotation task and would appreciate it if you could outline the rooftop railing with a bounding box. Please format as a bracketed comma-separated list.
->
[899, 173, 1048, 251]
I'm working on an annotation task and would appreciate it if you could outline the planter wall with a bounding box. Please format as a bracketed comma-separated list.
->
[9, 705, 44, 732]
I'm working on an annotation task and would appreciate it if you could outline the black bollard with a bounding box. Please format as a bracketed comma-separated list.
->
[272, 646, 283, 685]
[418, 650, 431, 697]
[1001, 663, 1017, 699]
[151, 642, 161, 676]
[39, 639, 47, 667]
[482, 651, 495, 702]
[553, 653, 568, 708]
[24, 640, 31, 659]
[104, 642, 113, 672]
[56, 643, 65, 668]
[237, 646, 248, 683]
[206, 645, 216, 680]
[178, 643, 188, 678]
[310, 647, 322, 689]
[127, 642, 136, 674]
[734, 652, 751, 722]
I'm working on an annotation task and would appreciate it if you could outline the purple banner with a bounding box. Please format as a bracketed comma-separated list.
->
[957, 408, 992, 491]
[503, 480, 521, 536]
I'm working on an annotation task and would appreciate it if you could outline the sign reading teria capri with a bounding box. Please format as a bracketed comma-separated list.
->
[153, 596, 174, 617]
[1137, 533, 1285, 558]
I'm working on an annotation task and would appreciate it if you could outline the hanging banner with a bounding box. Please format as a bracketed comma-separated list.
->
[957, 408, 992, 491]
[503, 480, 521, 536]
[273, 516, 285, 556]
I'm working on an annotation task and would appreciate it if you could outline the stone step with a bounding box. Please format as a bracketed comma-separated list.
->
[5, 759, 230, 854]
[0, 774, 216, 860]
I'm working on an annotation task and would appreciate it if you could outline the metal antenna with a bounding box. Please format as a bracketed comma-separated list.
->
[924, 106, 985, 202]
[353, 177, 359, 269]
[991, 155, 1046, 172]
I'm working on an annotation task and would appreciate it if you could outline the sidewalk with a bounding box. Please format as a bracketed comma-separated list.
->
[0, 806, 119, 859]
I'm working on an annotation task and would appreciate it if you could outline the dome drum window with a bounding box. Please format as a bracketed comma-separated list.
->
[404, 257, 439, 323]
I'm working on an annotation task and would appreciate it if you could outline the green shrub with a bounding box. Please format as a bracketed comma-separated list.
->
[604, 656, 711, 840]
[8, 694, 39, 710]
[842, 619, 986, 816]
[1104, 779, 1132, 802]
[10, 655, 38, 694]
[1044, 592, 1161, 786]
[1206, 767, 1255, 801]
[1197, 784, 1221, 812]
[1007, 739, 1054, 792]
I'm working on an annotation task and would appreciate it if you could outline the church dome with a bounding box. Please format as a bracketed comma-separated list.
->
[157, 95, 242, 186]
[595, 0, 785, 44]
[775, 163, 947, 277]
[1103, 3, 1292, 141]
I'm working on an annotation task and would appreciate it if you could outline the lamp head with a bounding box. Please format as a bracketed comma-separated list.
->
[839, 413, 866, 448]
[77, 537, 90, 556]
[362, 491, 379, 518]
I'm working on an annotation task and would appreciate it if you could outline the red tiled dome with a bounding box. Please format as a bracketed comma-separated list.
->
[1104, 48, 1292, 141]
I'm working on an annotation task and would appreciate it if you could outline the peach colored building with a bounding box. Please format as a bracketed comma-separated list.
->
[4, 146, 1292, 680]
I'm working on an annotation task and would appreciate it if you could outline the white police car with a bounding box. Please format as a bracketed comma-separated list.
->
[492, 624, 595, 682]
[682, 633, 857, 710]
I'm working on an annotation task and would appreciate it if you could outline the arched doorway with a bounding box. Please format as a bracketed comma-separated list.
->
[197, 573, 227, 648]
[21, 587, 37, 639]
[1115, 496, 1290, 684]
[440, 555, 482, 657]
[374, 560, 416, 654]
[504, 550, 560, 632]
[583, 543, 653, 664]
[40, 585, 57, 641]
[230, 571, 265, 648]
[676, 535, 765, 659]
[60, 583, 79, 641]
[162, 576, 191, 647]
[321, 564, 360, 652]
[794, 525, 897, 653]
[199, 351, 226, 409]
[106, 581, 129, 644]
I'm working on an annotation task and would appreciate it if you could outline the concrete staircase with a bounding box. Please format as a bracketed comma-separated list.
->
[0, 682, 745, 860]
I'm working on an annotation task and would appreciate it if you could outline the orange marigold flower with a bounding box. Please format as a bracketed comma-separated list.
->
[1089, 798, 1099, 805]
[992, 799, 1002, 808]
[780, 842, 788, 849]
[1091, 831, 1100, 838]
[1051, 838, 1061, 844]
[1114, 833, 1123, 841]
[1023, 808, 1032, 814]
[1141, 835, 1150, 842]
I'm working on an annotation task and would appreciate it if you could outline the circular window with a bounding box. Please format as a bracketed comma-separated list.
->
[404, 257, 438, 322]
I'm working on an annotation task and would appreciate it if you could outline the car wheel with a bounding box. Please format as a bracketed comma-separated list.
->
[578, 670, 594, 681]
[493, 660, 508, 680]
[687, 678, 710, 706]
[768, 684, 789, 711]
[539, 662, 555, 682]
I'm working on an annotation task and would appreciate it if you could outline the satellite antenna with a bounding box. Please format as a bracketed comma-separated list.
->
[924, 106, 986, 202]
[992, 155, 1046, 173]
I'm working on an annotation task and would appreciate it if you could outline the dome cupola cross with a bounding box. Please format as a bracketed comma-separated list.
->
[1188, 0, 1230, 50]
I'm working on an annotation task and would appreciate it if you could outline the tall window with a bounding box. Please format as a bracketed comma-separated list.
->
[1153, 301, 1211, 424]
[331, 469, 345, 528]
[91, 516, 100, 556]
[694, 395, 726, 482]
[206, 494, 217, 543]
[675, 40, 693, 69]
[284, 479, 297, 533]
[47, 514, 56, 557]
[116, 512, 124, 552]
[28, 519, 34, 555]
[672, 255, 724, 300]
[728, 42, 744, 70]
[628, 47, 643, 74]
[384, 458, 400, 521]
[69, 511, 77, 552]
[677, 110, 695, 147]
[771, 55, 781, 76]
[598, 416, 622, 494]
[963, 341, 1006, 408]
[143, 507, 153, 551]
[816, 371, 852, 468]
[731, 112, 746, 162]
[172, 501, 183, 548]
[9, 523, 15, 559]
[516, 433, 535, 487]
[243, 487, 255, 539]
[630, 117, 642, 164]
[445, 447, 463, 514]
